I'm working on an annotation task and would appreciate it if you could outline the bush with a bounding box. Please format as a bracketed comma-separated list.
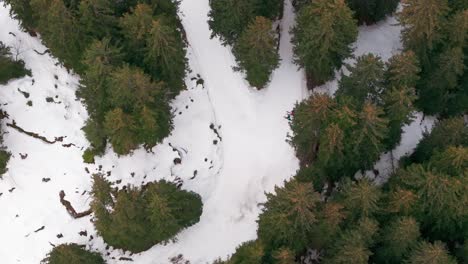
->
[0, 42, 31, 84]
[41, 243, 105, 264]
[82, 148, 95, 164]
[0, 150, 11, 176]
[91, 175, 203, 252]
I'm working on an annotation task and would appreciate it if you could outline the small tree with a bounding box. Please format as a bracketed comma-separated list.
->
[292, 0, 358, 87]
[233, 16, 280, 88]
[226, 240, 264, 264]
[41, 243, 105, 264]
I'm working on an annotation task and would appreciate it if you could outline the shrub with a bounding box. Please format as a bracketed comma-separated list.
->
[0, 42, 31, 84]
[41, 243, 105, 264]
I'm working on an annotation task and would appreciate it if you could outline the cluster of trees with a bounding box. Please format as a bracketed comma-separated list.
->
[208, 0, 282, 88]
[0, 41, 30, 176]
[224, 1, 467, 262]
[4, 0, 188, 157]
[91, 174, 202, 253]
[398, 0, 467, 116]
[41, 243, 105, 264]
[290, 51, 419, 191]
[222, 116, 467, 263]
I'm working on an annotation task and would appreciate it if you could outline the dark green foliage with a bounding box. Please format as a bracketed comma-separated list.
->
[226, 240, 264, 264]
[292, 0, 358, 87]
[336, 54, 385, 107]
[3, 0, 36, 30]
[257, 180, 322, 253]
[82, 148, 95, 163]
[41, 243, 105, 264]
[0, 42, 31, 84]
[345, 0, 399, 25]
[6, 0, 187, 156]
[410, 117, 468, 163]
[323, 217, 379, 264]
[91, 175, 202, 253]
[404, 241, 457, 264]
[31, 0, 85, 71]
[208, 0, 282, 46]
[233, 17, 280, 88]
[0, 150, 11, 176]
[375, 217, 421, 263]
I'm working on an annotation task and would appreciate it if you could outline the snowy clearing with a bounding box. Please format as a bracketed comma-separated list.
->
[0, 0, 433, 263]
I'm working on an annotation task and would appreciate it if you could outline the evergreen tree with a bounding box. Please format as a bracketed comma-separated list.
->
[104, 108, 138, 155]
[208, 0, 257, 45]
[119, 3, 153, 52]
[3, 0, 36, 30]
[226, 240, 264, 264]
[323, 217, 379, 264]
[392, 164, 468, 241]
[345, 0, 399, 24]
[404, 241, 457, 264]
[350, 102, 388, 170]
[91, 175, 202, 253]
[398, 0, 449, 66]
[31, 0, 84, 70]
[292, 0, 358, 87]
[289, 94, 335, 165]
[385, 51, 421, 90]
[411, 117, 468, 163]
[41, 243, 105, 264]
[0, 42, 31, 84]
[429, 146, 468, 176]
[233, 16, 280, 89]
[257, 180, 322, 253]
[335, 178, 381, 222]
[382, 85, 417, 149]
[336, 54, 385, 106]
[145, 19, 187, 94]
[375, 217, 421, 263]
[78, 0, 118, 40]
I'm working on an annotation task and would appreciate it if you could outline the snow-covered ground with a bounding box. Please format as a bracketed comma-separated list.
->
[0, 1, 433, 263]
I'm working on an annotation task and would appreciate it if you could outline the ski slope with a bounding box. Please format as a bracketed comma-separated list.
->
[0, 0, 433, 263]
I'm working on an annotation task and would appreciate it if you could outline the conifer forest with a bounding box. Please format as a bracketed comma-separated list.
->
[0, 0, 466, 263]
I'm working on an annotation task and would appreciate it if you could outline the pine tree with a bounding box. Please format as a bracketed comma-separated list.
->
[429, 146, 468, 176]
[119, 3, 153, 51]
[350, 102, 388, 170]
[411, 117, 468, 163]
[398, 0, 449, 66]
[345, 0, 399, 24]
[292, 0, 358, 87]
[336, 54, 385, 106]
[145, 19, 187, 94]
[104, 108, 138, 155]
[394, 164, 468, 241]
[323, 217, 379, 264]
[91, 176, 202, 253]
[375, 217, 421, 263]
[78, 0, 118, 40]
[31, 0, 84, 70]
[385, 51, 421, 89]
[404, 241, 457, 264]
[336, 178, 381, 221]
[290, 94, 335, 165]
[208, 0, 257, 45]
[226, 240, 264, 264]
[41, 243, 105, 264]
[233, 16, 280, 89]
[3, 0, 36, 30]
[382, 85, 417, 149]
[257, 180, 322, 253]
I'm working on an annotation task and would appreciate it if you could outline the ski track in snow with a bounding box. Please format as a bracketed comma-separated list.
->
[0, 1, 433, 263]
